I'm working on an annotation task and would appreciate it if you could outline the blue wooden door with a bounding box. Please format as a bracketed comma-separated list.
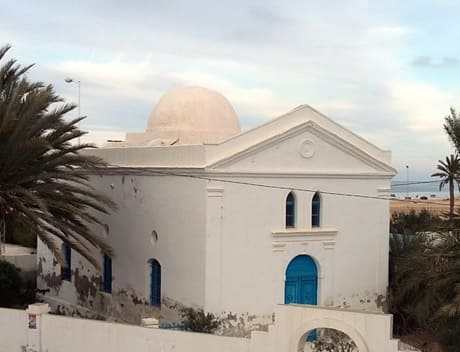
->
[284, 255, 318, 305]
[150, 259, 161, 307]
[285, 255, 318, 341]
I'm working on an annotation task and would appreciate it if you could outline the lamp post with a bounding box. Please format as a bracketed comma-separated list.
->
[64, 77, 81, 144]
[406, 165, 409, 199]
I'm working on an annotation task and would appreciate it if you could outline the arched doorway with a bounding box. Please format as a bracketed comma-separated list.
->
[150, 259, 161, 307]
[285, 255, 318, 305]
[300, 328, 359, 352]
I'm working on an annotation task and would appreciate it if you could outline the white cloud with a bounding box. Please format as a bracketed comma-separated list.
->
[388, 80, 460, 133]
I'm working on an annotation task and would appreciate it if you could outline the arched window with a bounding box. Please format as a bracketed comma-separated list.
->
[285, 192, 296, 228]
[312, 192, 321, 227]
[150, 259, 161, 307]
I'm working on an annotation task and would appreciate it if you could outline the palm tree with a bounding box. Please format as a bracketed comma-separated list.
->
[0, 45, 116, 269]
[432, 154, 460, 217]
[444, 107, 460, 154]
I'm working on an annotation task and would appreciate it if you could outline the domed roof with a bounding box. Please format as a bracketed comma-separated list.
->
[146, 86, 241, 145]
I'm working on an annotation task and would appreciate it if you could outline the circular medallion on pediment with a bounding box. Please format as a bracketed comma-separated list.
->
[299, 139, 315, 159]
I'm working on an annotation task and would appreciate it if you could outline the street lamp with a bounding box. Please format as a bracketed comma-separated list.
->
[405, 165, 409, 199]
[64, 77, 81, 143]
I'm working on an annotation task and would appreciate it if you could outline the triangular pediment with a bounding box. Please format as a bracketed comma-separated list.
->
[206, 106, 395, 176]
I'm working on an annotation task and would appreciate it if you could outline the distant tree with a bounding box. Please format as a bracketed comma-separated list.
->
[431, 154, 460, 217]
[444, 107, 460, 153]
[0, 45, 116, 268]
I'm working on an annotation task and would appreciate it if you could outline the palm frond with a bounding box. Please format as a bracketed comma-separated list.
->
[0, 45, 117, 271]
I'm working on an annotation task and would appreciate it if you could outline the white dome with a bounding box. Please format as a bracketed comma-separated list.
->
[146, 86, 241, 145]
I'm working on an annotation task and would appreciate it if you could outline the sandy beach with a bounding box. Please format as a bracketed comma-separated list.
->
[390, 197, 457, 215]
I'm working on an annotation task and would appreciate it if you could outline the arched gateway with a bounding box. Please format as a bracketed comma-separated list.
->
[284, 255, 318, 305]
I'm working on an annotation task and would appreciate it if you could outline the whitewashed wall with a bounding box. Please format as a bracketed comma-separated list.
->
[42, 314, 249, 352]
[0, 304, 416, 352]
[204, 175, 390, 315]
[37, 105, 393, 330]
[0, 308, 28, 351]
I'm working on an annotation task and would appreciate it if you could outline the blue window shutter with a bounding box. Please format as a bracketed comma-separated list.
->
[103, 254, 112, 293]
[312, 193, 321, 227]
[150, 260, 161, 307]
[285, 192, 296, 228]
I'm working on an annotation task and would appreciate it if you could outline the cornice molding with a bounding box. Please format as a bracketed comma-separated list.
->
[271, 228, 338, 251]
[81, 167, 394, 180]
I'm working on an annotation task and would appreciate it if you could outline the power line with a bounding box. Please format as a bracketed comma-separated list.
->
[108, 165, 454, 207]
[391, 180, 439, 187]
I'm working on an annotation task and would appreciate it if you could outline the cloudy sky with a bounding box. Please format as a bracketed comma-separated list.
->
[1, 0, 459, 180]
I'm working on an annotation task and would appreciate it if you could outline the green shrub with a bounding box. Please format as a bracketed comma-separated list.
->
[0, 260, 22, 307]
[179, 307, 221, 333]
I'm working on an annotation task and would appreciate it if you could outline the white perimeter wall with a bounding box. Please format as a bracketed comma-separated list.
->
[42, 314, 249, 352]
[0, 308, 28, 351]
[0, 306, 248, 352]
[0, 305, 412, 352]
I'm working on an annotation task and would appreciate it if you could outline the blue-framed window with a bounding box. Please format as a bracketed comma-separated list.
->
[102, 254, 112, 293]
[61, 242, 71, 281]
[150, 259, 161, 307]
[286, 192, 296, 228]
[312, 192, 321, 227]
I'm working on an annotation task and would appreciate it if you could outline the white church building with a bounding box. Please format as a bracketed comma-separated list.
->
[37, 87, 396, 334]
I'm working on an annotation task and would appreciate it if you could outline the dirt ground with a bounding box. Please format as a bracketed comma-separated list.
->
[390, 197, 455, 215]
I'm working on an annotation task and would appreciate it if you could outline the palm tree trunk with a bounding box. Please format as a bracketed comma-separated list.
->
[450, 178, 455, 217]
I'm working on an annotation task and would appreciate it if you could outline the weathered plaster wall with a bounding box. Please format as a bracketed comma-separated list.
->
[86, 173, 208, 309]
[37, 173, 208, 324]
